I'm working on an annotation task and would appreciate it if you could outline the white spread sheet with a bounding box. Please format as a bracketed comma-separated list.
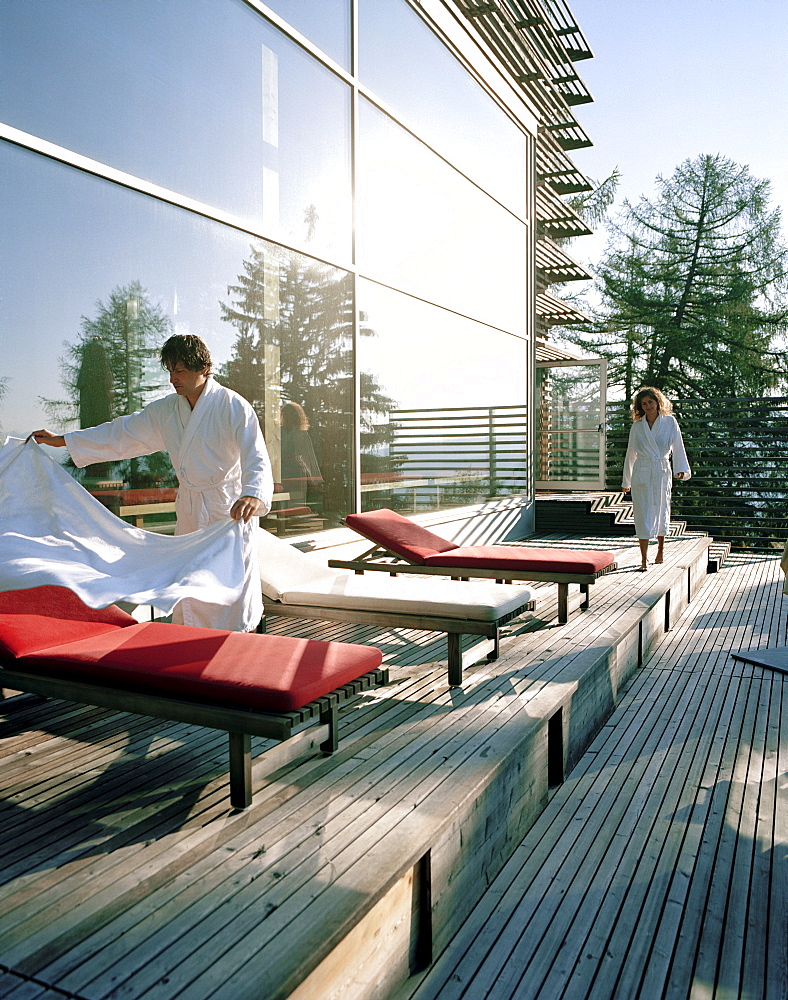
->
[0, 437, 245, 614]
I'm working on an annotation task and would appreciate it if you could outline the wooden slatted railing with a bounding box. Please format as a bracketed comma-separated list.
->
[364, 405, 529, 513]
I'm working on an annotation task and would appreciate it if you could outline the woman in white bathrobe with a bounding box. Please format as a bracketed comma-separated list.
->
[32, 335, 273, 631]
[622, 387, 691, 571]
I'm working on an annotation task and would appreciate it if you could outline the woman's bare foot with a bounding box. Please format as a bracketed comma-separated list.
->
[655, 553, 664, 564]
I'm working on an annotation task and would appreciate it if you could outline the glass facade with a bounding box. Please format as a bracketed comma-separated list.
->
[0, 0, 352, 261]
[0, 0, 537, 536]
[358, 0, 529, 219]
[357, 99, 529, 335]
[358, 282, 530, 514]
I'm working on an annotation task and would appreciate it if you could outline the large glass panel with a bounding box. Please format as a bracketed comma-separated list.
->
[0, 0, 351, 258]
[0, 142, 353, 530]
[357, 100, 529, 335]
[359, 0, 528, 218]
[358, 281, 530, 515]
[262, 0, 350, 69]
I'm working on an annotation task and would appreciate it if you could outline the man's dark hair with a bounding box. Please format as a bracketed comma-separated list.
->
[160, 335, 213, 374]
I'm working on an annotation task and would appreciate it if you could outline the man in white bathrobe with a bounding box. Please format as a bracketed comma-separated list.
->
[622, 387, 691, 572]
[32, 335, 273, 631]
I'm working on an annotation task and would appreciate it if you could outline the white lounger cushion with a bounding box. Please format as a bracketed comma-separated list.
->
[259, 530, 347, 600]
[259, 529, 535, 621]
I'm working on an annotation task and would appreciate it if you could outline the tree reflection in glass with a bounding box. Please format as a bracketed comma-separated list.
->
[219, 243, 395, 528]
[46, 280, 174, 490]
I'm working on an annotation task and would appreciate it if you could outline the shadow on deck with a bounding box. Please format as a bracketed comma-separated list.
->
[0, 531, 727, 1000]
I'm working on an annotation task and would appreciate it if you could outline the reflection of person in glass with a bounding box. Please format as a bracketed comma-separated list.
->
[31, 334, 273, 631]
[622, 386, 691, 572]
[280, 401, 322, 507]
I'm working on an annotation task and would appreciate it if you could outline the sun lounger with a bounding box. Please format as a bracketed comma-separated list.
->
[328, 508, 618, 625]
[258, 530, 536, 686]
[0, 586, 386, 808]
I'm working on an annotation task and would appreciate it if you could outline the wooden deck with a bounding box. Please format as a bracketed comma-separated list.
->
[2, 531, 779, 1000]
[395, 550, 788, 1000]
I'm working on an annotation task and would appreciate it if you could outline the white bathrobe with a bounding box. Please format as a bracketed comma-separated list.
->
[65, 377, 273, 631]
[781, 539, 788, 596]
[622, 413, 691, 539]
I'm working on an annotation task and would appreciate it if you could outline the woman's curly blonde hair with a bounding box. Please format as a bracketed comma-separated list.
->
[631, 386, 673, 421]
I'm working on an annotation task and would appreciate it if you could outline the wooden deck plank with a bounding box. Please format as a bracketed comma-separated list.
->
[386, 590, 711, 997]
[0, 532, 718, 1000]
[397, 553, 786, 1000]
[40, 659, 538, 993]
[740, 669, 781, 996]
[547, 667, 744, 998]
[540, 564, 776, 996]
[766, 679, 788, 1000]
[592, 676, 759, 1000]
[0, 971, 66, 1000]
[450, 631, 737, 1000]
[76, 668, 549, 998]
[584, 553, 775, 999]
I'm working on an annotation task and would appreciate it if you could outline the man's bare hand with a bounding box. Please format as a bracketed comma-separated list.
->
[30, 429, 66, 447]
[230, 495, 264, 523]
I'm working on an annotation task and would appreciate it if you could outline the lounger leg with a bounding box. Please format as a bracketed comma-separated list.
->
[580, 584, 590, 610]
[320, 700, 339, 754]
[447, 634, 463, 687]
[558, 584, 569, 625]
[228, 732, 252, 810]
[487, 627, 500, 662]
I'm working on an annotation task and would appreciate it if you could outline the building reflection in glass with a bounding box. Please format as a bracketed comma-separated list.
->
[358, 281, 530, 515]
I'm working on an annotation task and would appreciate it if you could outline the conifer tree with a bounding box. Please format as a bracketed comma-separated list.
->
[561, 154, 788, 399]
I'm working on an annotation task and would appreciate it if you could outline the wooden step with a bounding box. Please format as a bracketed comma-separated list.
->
[535, 493, 688, 539]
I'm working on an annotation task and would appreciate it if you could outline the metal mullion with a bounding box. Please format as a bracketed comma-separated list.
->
[351, 0, 361, 516]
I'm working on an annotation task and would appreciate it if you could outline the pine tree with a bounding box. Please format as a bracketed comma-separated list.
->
[561, 154, 788, 399]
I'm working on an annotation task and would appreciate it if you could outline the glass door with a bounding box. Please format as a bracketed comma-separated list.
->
[536, 358, 607, 490]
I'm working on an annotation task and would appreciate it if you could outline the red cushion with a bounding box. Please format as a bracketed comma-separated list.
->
[425, 546, 616, 575]
[345, 509, 457, 564]
[18, 622, 383, 713]
[0, 586, 137, 657]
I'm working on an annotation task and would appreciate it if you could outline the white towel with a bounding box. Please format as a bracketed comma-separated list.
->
[0, 437, 245, 613]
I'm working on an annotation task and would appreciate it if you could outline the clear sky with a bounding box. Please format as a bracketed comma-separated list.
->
[567, 0, 788, 267]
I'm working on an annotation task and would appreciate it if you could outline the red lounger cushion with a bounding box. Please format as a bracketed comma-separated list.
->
[17, 622, 383, 713]
[424, 547, 616, 575]
[345, 509, 615, 575]
[0, 586, 137, 657]
[345, 508, 457, 563]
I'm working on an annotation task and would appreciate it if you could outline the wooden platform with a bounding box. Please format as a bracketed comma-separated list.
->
[0, 532, 721, 1000]
[394, 550, 788, 1000]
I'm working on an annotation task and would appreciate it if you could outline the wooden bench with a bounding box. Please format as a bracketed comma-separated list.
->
[0, 586, 386, 809]
[328, 508, 618, 624]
